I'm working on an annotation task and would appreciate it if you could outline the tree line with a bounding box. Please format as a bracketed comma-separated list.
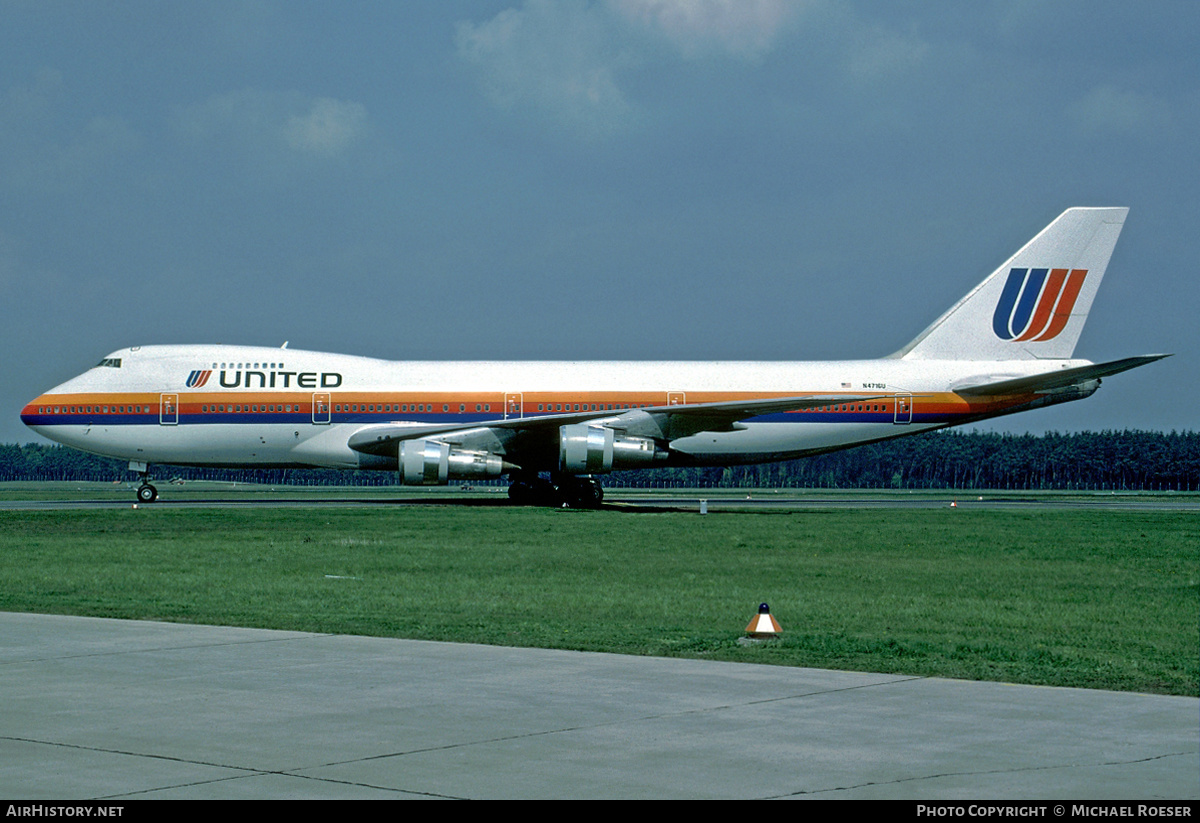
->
[4, 430, 1198, 491]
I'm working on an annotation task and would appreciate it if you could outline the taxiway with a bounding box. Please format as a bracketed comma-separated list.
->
[2, 612, 1196, 799]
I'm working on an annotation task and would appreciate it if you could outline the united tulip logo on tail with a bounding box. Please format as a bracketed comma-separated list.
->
[992, 267, 1088, 342]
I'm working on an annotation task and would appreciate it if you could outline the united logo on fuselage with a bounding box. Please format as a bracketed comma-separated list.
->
[184, 369, 344, 389]
[186, 369, 212, 388]
[992, 267, 1087, 342]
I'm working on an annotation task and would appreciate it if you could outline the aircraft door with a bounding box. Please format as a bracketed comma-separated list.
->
[893, 394, 912, 424]
[312, 392, 331, 424]
[160, 393, 178, 426]
[667, 391, 686, 406]
[504, 393, 523, 420]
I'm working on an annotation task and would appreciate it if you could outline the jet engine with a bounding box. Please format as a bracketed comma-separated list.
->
[398, 439, 507, 485]
[558, 423, 665, 474]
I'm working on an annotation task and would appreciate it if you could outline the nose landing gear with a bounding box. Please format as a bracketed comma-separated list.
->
[130, 461, 158, 503]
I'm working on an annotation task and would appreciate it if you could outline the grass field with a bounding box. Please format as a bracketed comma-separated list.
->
[0, 492, 1195, 696]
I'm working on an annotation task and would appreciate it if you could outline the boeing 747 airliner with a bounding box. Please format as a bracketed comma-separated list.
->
[22, 208, 1167, 506]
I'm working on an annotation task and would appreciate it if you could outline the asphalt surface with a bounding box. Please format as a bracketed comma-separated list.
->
[2, 612, 1196, 800]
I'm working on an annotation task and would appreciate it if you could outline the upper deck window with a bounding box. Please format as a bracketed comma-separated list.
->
[95, 358, 122, 368]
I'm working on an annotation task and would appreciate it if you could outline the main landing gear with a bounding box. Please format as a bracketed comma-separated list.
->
[508, 472, 604, 509]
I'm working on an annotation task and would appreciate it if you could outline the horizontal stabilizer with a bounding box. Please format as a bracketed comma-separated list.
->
[952, 354, 1170, 397]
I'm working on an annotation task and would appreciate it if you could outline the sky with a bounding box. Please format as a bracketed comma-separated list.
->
[2, 0, 1196, 445]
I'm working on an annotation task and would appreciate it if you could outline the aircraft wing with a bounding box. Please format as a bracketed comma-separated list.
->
[630, 394, 890, 439]
[346, 394, 882, 457]
[951, 354, 1170, 397]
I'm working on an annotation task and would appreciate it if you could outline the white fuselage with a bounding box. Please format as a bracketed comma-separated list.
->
[22, 344, 1089, 472]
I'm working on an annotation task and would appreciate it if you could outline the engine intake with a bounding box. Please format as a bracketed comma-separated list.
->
[558, 424, 665, 474]
[398, 439, 507, 485]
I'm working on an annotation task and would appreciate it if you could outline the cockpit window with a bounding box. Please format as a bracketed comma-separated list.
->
[95, 358, 122, 368]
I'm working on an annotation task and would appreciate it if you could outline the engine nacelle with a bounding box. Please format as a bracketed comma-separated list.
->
[558, 424, 665, 474]
[398, 439, 507, 485]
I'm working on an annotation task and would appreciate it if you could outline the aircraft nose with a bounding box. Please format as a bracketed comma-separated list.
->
[21, 394, 51, 429]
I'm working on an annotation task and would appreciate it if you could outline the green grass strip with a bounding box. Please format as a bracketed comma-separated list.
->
[1, 506, 1195, 695]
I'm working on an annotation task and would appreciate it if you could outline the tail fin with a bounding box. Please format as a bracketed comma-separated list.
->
[895, 207, 1128, 361]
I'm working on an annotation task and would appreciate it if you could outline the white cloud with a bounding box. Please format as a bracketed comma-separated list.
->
[1068, 84, 1172, 137]
[284, 98, 369, 157]
[452, 0, 826, 140]
[454, 1, 936, 140]
[607, 0, 806, 61]
[173, 88, 368, 159]
[173, 88, 277, 146]
[846, 24, 928, 80]
[455, 0, 635, 139]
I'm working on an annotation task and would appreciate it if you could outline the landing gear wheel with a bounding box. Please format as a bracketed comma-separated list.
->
[553, 475, 604, 509]
[508, 473, 603, 508]
[508, 480, 533, 505]
[137, 483, 158, 503]
[508, 472, 554, 506]
[574, 478, 604, 508]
